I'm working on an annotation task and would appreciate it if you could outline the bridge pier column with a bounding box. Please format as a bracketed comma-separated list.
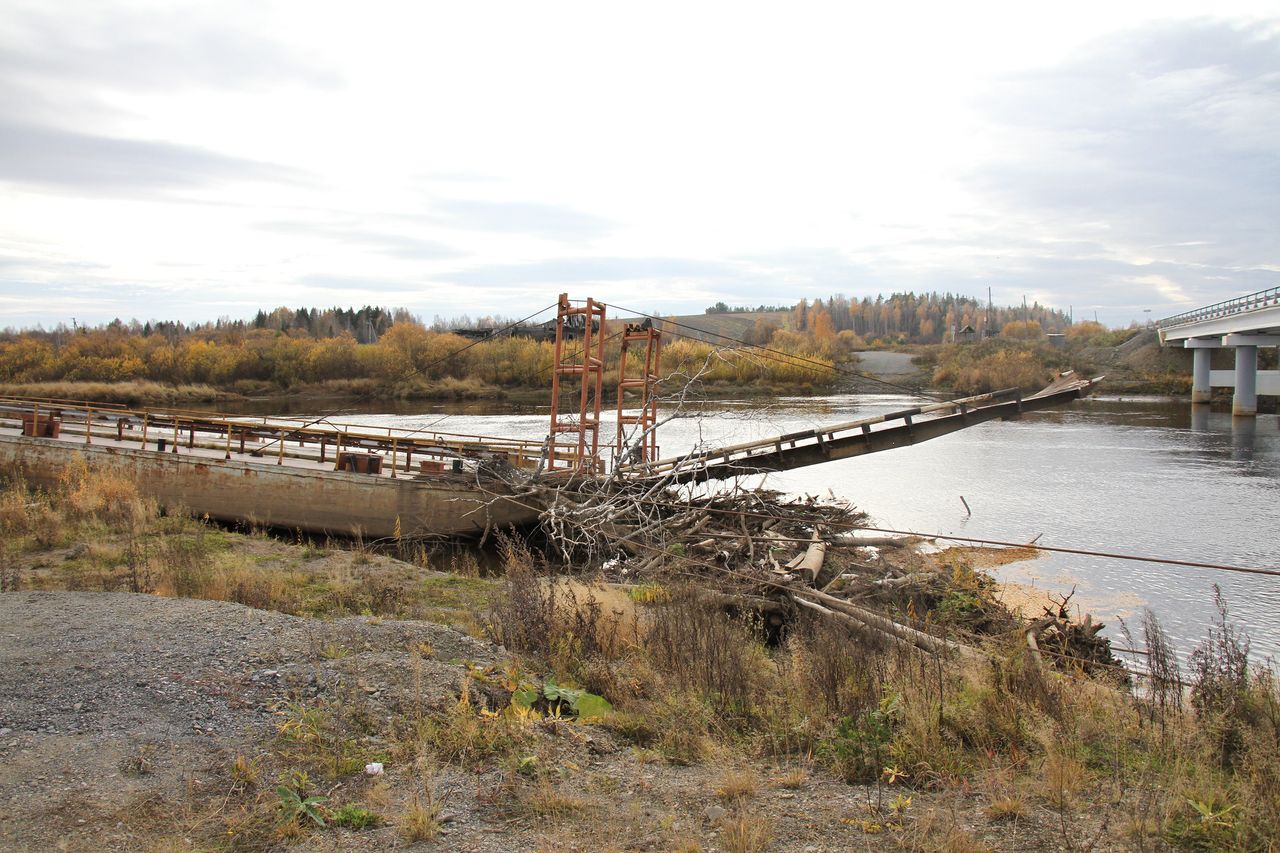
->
[1232, 345, 1258, 417]
[1191, 348, 1213, 404]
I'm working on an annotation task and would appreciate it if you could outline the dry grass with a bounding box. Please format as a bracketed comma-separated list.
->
[772, 768, 808, 790]
[0, 380, 225, 406]
[714, 768, 759, 802]
[984, 796, 1026, 823]
[2, 460, 499, 628]
[931, 340, 1063, 394]
[515, 780, 591, 819]
[8, 461, 1280, 851]
[719, 810, 773, 853]
[399, 793, 440, 842]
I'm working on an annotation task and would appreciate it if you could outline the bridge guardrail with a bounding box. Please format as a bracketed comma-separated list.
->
[1158, 285, 1280, 329]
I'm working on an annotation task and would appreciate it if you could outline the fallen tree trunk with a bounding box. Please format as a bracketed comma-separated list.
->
[791, 587, 982, 661]
[830, 533, 926, 549]
[796, 532, 827, 584]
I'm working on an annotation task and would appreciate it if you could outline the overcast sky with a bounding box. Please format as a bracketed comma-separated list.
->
[1, 1, 1277, 329]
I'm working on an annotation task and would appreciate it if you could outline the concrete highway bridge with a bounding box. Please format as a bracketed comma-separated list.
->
[1159, 285, 1280, 416]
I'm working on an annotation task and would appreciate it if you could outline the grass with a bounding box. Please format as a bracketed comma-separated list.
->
[720, 811, 773, 853]
[0, 379, 230, 406]
[399, 793, 440, 841]
[1, 461, 499, 629]
[714, 768, 759, 802]
[6, 459, 1280, 850]
[479, 544, 1280, 847]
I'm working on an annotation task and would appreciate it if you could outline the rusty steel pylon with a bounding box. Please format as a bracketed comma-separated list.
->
[547, 293, 606, 472]
[615, 319, 662, 466]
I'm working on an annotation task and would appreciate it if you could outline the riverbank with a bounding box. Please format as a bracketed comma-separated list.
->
[907, 330, 1194, 396]
[0, 374, 846, 412]
[1, 329, 1203, 411]
[2, 461, 1277, 850]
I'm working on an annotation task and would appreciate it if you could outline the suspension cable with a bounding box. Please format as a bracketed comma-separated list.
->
[628, 496, 1280, 578]
[589, 301, 947, 401]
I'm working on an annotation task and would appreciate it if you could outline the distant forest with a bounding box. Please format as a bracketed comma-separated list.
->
[719, 293, 1073, 345]
[0, 292, 1086, 396]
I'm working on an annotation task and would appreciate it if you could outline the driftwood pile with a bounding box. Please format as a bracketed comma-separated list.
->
[1023, 590, 1124, 675]
[534, 481, 1121, 673]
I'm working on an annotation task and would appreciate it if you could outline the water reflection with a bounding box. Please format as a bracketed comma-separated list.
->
[1190, 405, 1210, 432]
[1232, 417, 1257, 461]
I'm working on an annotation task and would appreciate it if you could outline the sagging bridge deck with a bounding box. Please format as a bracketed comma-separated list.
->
[617, 372, 1103, 483]
[0, 373, 1100, 536]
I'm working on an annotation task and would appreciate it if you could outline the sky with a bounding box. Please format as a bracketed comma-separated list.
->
[1, 1, 1278, 329]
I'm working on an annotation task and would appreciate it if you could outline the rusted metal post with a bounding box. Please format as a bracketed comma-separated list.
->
[547, 293, 606, 472]
[319, 435, 326, 463]
[85, 405, 92, 446]
[615, 322, 662, 465]
[116, 418, 125, 441]
[239, 430, 246, 454]
[141, 413, 148, 448]
[224, 423, 232, 460]
[32, 403, 39, 438]
[172, 417, 179, 453]
[390, 437, 398, 478]
[188, 425, 195, 448]
[278, 428, 285, 465]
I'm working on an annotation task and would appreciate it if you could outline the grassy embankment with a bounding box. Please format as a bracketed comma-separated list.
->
[0, 323, 854, 408]
[3, 463, 1278, 850]
[916, 325, 1196, 396]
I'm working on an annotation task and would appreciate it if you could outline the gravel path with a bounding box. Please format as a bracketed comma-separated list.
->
[0, 591, 497, 852]
[0, 592, 1121, 852]
[852, 350, 920, 378]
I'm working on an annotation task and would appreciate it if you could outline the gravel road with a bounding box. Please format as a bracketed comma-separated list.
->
[0, 591, 498, 852]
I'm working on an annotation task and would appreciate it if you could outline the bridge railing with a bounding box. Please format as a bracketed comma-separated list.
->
[0, 396, 562, 472]
[1158, 285, 1280, 329]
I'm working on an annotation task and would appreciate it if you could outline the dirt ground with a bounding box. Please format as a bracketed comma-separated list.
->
[0, 590, 1131, 852]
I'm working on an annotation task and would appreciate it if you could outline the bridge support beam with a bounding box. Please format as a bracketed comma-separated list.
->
[1192, 348, 1213, 404]
[1232, 345, 1258, 417]
[1183, 338, 1221, 405]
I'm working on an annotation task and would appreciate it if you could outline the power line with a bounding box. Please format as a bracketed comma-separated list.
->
[590, 301, 948, 402]
[605, 515, 1155, 681]
[465, 484, 1156, 681]
[628, 496, 1280, 579]
[256, 303, 558, 452]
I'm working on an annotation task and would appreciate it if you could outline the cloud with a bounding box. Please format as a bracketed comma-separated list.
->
[0, 2, 339, 95]
[441, 256, 739, 287]
[258, 220, 459, 261]
[971, 19, 1280, 266]
[295, 273, 433, 294]
[0, 119, 307, 195]
[429, 200, 614, 241]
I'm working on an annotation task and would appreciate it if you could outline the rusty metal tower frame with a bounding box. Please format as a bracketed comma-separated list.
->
[548, 293, 606, 471]
[615, 321, 662, 466]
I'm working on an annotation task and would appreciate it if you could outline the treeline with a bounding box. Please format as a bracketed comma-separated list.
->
[0, 291, 1090, 398]
[782, 293, 1072, 344]
[704, 301, 792, 314]
[0, 315, 852, 397]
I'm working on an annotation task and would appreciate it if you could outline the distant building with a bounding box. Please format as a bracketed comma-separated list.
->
[955, 324, 977, 343]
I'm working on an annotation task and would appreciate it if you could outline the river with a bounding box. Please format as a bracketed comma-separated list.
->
[269, 394, 1280, 665]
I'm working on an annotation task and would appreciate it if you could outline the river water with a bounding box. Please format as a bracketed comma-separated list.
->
[273, 394, 1280, 664]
